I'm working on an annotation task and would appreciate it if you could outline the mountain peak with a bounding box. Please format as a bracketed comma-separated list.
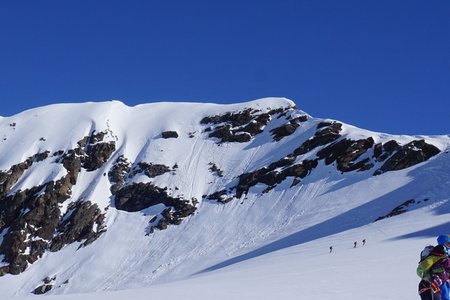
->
[0, 98, 448, 297]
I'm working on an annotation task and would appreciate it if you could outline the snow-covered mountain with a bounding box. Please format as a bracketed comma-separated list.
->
[0, 98, 449, 299]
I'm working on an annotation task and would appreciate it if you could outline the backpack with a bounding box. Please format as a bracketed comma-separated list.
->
[417, 245, 447, 279]
[420, 245, 435, 262]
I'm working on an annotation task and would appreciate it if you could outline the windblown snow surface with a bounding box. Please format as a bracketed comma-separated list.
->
[1, 98, 449, 300]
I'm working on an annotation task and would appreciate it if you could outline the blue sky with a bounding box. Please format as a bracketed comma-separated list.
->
[1, 1, 449, 135]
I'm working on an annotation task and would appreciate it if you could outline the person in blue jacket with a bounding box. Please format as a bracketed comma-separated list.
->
[437, 234, 450, 300]
[438, 235, 450, 254]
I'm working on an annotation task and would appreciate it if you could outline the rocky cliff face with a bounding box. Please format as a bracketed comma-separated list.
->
[0, 130, 114, 275]
[206, 119, 440, 202]
[0, 99, 444, 288]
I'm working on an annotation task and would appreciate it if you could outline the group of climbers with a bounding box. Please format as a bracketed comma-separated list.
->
[417, 234, 450, 300]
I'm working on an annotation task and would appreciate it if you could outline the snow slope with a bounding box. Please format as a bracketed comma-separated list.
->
[0, 98, 449, 299]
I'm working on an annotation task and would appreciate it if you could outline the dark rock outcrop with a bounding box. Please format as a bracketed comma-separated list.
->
[114, 182, 163, 212]
[131, 162, 172, 179]
[374, 199, 417, 221]
[235, 159, 318, 198]
[0, 151, 50, 196]
[161, 131, 179, 139]
[108, 155, 132, 194]
[115, 182, 193, 213]
[80, 131, 116, 171]
[374, 140, 440, 175]
[207, 190, 232, 204]
[270, 115, 308, 141]
[201, 108, 257, 127]
[50, 201, 106, 252]
[373, 140, 401, 162]
[201, 106, 296, 143]
[208, 163, 224, 177]
[207, 122, 342, 201]
[207, 121, 440, 203]
[32, 284, 53, 295]
[0, 182, 65, 274]
[155, 201, 197, 230]
[32, 276, 56, 294]
[0, 132, 114, 276]
[317, 137, 375, 172]
[115, 182, 197, 233]
[109, 158, 173, 194]
[293, 122, 343, 156]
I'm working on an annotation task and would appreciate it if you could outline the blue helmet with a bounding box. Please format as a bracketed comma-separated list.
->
[437, 234, 450, 246]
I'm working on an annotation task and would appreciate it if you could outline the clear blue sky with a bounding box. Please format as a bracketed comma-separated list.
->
[1, 1, 449, 134]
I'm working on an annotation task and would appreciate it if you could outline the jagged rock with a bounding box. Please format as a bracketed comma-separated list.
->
[0, 132, 113, 276]
[207, 122, 439, 204]
[373, 143, 382, 159]
[32, 284, 53, 295]
[208, 125, 254, 142]
[53, 150, 64, 156]
[0, 182, 63, 275]
[108, 155, 131, 194]
[34, 151, 50, 162]
[293, 122, 342, 156]
[131, 162, 171, 179]
[43, 275, 56, 284]
[83, 141, 116, 171]
[50, 201, 106, 252]
[208, 163, 224, 177]
[61, 151, 82, 185]
[0, 171, 81, 275]
[201, 106, 295, 143]
[161, 131, 179, 139]
[374, 140, 401, 162]
[155, 201, 197, 229]
[374, 140, 440, 175]
[173, 201, 197, 218]
[270, 115, 308, 141]
[200, 108, 257, 126]
[317, 137, 375, 172]
[208, 125, 232, 141]
[374, 199, 416, 221]
[207, 190, 231, 203]
[115, 183, 167, 212]
[62, 131, 116, 172]
[271, 123, 299, 141]
[281, 160, 318, 178]
[229, 132, 252, 143]
[234, 159, 318, 198]
[0, 157, 34, 196]
[239, 120, 265, 136]
[115, 182, 189, 213]
[115, 183, 197, 230]
[80, 131, 116, 171]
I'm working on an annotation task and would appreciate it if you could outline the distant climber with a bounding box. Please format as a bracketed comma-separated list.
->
[329, 246, 333, 253]
[362, 239, 366, 246]
[354, 241, 357, 248]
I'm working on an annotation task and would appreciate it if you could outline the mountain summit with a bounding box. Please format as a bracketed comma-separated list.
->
[0, 98, 448, 297]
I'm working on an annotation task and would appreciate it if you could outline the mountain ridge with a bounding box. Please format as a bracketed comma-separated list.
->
[0, 98, 448, 297]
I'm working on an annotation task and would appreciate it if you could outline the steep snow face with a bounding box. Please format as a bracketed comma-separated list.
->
[0, 98, 449, 299]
